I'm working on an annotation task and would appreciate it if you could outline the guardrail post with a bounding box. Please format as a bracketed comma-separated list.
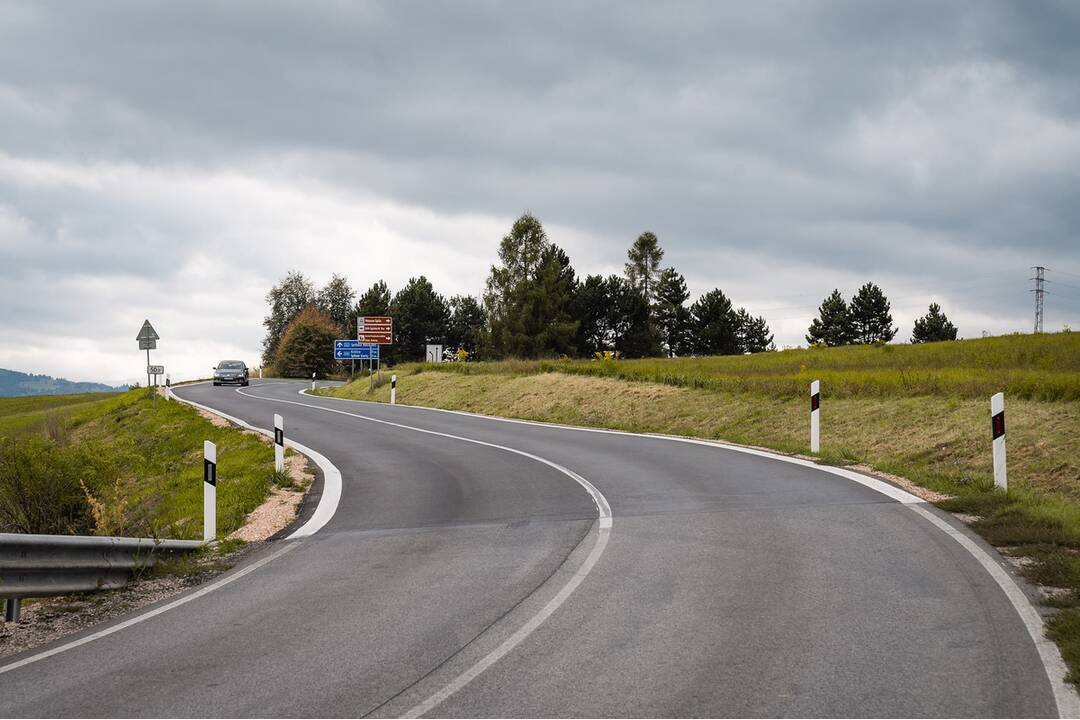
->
[391, 375, 397, 405]
[810, 379, 820, 454]
[992, 392, 1007, 491]
[4, 598, 20, 623]
[204, 440, 217, 542]
[274, 414, 284, 473]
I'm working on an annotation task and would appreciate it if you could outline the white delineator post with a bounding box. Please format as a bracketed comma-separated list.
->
[991, 392, 1007, 491]
[203, 440, 217, 542]
[810, 379, 821, 454]
[311, 372, 316, 391]
[391, 374, 397, 405]
[274, 413, 284, 473]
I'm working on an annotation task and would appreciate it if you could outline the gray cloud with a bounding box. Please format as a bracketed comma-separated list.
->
[2, 1, 1079, 381]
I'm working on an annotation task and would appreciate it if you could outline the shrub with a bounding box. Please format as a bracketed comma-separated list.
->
[274, 305, 339, 378]
[0, 436, 97, 534]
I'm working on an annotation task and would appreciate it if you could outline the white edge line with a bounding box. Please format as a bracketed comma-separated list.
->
[0, 542, 297, 676]
[301, 387, 922, 504]
[909, 505, 1080, 718]
[240, 386, 611, 527]
[303, 384, 1080, 716]
[167, 384, 342, 539]
[403, 527, 610, 719]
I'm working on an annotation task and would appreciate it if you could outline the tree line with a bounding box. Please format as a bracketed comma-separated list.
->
[805, 285, 958, 346]
[261, 212, 958, 375]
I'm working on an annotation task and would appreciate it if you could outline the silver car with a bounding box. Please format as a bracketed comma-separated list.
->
[213, 360, 249, 386]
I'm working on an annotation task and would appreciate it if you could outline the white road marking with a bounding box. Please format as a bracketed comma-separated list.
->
[304, 385, 1080, 716]
[230, 384, 614, 715]
[909, 505, 1080, 719]
[169, 384, 342, 538]
[0, 543, 297, 676]
[301, 389, 922, 503]
[403, 526, 610, 719]
[237, 385, 612, 527]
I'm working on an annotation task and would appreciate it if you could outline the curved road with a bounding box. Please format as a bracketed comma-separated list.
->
[0, 379, 1067, 717]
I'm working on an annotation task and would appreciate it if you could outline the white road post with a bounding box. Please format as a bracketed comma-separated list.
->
[810, 379, 821, 454]
[391, 374, 397, 405]
[203, 440, 217, 542]
[311, 372, 316, 391]
[274, 413, 284, 473]
[992, 392, 1007, 491]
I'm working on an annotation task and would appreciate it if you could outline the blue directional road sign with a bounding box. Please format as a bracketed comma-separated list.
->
[334, 340, 379, 360]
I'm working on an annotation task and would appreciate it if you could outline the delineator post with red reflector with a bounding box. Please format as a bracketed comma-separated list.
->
[992, 392, 1007, 491]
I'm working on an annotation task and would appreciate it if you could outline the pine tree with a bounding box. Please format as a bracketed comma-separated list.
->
[911, 303, 958, 343]
[447, 295, 485, 356]
[315, 274, 355, 336]
[262, 270, 316, 365]
[654, 268, 692, 357]
[354, 280, 391, 318]
[574, 274, 613, 355]
[625, 231, 665, 305]
[850, 282, 897, 344]
[690, 289, 738, 355]
[483, 214, 580, 358]
[733, 308, 774, 353]
[806, 290, 854, 347]
[609, 276, 659, 358]
[391, 277, 450, 362]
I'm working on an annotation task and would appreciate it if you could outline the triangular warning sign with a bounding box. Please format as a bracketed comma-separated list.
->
[136, 320, 160, 341]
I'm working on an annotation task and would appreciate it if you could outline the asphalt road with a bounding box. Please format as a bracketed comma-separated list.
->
[0, 379, 1065, 717]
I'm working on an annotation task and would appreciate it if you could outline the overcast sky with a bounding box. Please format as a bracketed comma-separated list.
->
[2, 1, 1079, 384]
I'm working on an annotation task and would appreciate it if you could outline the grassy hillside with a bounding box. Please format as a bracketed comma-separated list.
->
[414, 331, 1080, 400]
[322, 331, 1080, 682]
[0, 390, 281, 541]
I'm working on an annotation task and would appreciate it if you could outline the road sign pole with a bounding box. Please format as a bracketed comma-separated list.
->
[146, 346, 153, 402]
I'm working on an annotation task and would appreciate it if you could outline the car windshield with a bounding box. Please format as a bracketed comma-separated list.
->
[218, 361, 244, 369]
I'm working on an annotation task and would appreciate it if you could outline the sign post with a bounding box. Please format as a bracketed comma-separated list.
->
[992, 392, 1007, 491]
[359, 316, 393, 387]
[136, 320, 160, 402]
[810, 380, 820, 454]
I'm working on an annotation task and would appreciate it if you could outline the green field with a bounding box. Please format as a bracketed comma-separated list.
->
[412, 331, 1080, 400]
[323, 331, 1080, 681]
[0, 390, 280, 541]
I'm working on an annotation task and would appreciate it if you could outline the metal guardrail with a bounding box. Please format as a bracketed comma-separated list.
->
[1, 533, 203, 621]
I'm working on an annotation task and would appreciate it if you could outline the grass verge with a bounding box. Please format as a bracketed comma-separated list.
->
[0, 388, 281, 541]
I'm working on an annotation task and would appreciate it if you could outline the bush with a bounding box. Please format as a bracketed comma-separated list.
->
[274, 305, 339, 378]
[0, 436, 99, 534]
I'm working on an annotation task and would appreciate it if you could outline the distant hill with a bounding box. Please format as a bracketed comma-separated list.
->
[0, 368, 126, 397]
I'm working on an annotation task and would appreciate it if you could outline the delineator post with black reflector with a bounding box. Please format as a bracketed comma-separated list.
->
[274, 413, 284, 473]
[204, 440, 217, 542]
[391, 374, 397, 405]
[991, 392, 1007, 491]
[810, 379, 821, 454]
